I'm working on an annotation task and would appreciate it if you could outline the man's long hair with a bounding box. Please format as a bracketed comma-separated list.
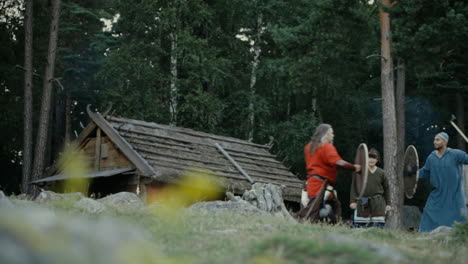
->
[309, 124, 332, 154]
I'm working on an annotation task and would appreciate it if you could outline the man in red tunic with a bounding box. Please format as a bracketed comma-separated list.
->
[300, 123, 360, 222]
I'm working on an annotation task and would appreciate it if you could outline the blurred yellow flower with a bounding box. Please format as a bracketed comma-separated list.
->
[57, 145, 90, 195]
[148, 169, 223, 221]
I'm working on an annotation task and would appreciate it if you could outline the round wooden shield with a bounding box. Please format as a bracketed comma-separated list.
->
[403, 145, 419, 199]
[353, 143, 369, 198]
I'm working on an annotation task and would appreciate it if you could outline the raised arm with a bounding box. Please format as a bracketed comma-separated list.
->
[455, 149, 468, 164]
[336, 160, 361, 172]
[418, 157, 431, 179]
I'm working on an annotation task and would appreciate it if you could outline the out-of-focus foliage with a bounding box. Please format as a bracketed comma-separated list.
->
[57, 145, 90, 195]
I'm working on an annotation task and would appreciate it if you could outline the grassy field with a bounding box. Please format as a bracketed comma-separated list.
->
[2, 195, 468, 264]
[121, 207, 468, 264]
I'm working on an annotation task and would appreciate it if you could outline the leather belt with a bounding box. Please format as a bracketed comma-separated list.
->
[307, 174, 327, 181]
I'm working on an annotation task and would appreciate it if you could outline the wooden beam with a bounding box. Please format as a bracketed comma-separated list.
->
[76, 104, 113, 147]
[94, 128, 101, 170]
[215, 143, 255, 184]
[139, 181, 147, 204]
[86, 105, 158, 177]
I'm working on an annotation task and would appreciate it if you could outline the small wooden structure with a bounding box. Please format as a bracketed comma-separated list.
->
[33, 106, 303, 203]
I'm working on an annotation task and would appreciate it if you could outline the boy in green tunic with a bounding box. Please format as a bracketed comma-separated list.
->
[350, 148, 392, 228]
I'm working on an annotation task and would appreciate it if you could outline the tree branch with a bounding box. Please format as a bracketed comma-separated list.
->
[365, 54, 387, 63]
[52, 78, 65, 91]
[15, 65, 42, 78]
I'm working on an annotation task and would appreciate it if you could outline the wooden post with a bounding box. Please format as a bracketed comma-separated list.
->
[94, 128, 101, 170]
[456, 93, 466, 151]
[139, 182, 147, 204]
[450, 119, 468, 143]
[215, 143, 255, 184]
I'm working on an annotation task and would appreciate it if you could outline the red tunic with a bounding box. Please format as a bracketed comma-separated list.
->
[304, 142, 342, 198]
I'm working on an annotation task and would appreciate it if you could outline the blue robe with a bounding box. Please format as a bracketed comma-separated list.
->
[418, 148, 468, 232]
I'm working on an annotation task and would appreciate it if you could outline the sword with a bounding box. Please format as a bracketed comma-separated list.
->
[450, 114, 468, 143]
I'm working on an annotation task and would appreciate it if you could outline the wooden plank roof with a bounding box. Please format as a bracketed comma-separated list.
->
[105, 115, 303, 202]
[32, 168, 135, 185]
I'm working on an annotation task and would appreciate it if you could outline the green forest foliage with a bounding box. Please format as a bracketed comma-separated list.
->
[0, 0, 467, 209]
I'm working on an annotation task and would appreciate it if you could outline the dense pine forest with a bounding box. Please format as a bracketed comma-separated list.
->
[0, 0, 467, 221]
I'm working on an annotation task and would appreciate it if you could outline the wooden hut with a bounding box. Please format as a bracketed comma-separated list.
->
[33, 106, 303, 203]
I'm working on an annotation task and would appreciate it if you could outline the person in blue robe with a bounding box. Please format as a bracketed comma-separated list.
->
[418, 132, 468, 232]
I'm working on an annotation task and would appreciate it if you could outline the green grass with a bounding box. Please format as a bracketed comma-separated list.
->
[129, 209, 467, 264]
[5, 197, 468, 264]
[453, 220, 468, 242]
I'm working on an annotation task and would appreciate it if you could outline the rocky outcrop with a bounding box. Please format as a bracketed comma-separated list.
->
[0, 206, 161, 264]
[189, 200, 267, 216]
[0, 191, 13, 208]
[31, 191, 145, 215]
[226, 183, 297, 222]
[98, 192, 145, 213]
[74, 197, 106, 214]
[430, 226, 453, 236]
[35, 191, 84, 204]
[325, 233, 407, 262]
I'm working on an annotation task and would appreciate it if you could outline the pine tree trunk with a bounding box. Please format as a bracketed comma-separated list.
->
[31, 0, 62, 193]
[169, 31, 178, 125]
[395, 58, 406, 224]
[21, 0, 34, 194]
[456, 92, 465, 151]
[52, 92, 64, 160]
[65, 90, 72, 144]
[45, 95, 55, 167]
[248, 13, 263, 142]
[379, 0, 401, 230]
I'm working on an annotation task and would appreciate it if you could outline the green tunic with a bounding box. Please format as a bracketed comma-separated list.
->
[350, 167, 390, 217]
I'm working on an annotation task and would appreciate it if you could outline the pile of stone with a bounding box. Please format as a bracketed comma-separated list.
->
[226, 183, 297, 223]
[0, 191, 163, 264]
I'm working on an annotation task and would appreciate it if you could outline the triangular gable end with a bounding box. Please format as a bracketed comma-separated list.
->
[41, 106, 159, 179]
[80, 130, 133, 172]
[85, 105, 159, 178]
[75, 104, 113, 148]
[41, 105, 113, 178]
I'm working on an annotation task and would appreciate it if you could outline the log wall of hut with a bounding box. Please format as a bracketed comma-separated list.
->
[81, 134, 133, 171]
[100, 137, 133, 170]
[77, 131, 138, 198]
